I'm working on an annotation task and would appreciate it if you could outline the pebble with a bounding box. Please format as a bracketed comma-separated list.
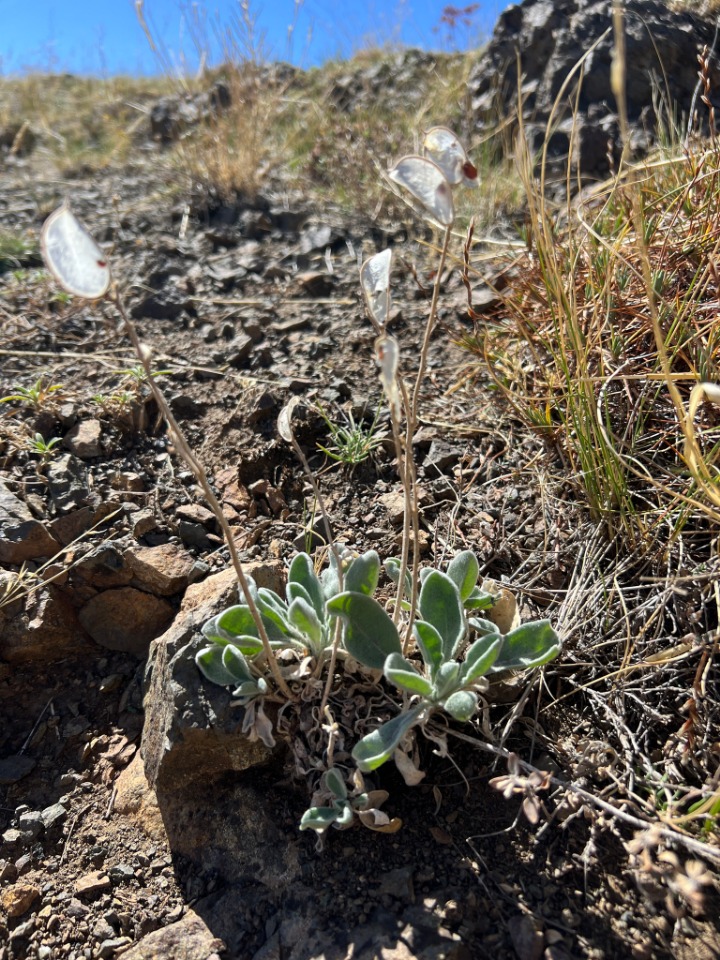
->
[1, 882, 41, 917]
[74, 871, 111, 897]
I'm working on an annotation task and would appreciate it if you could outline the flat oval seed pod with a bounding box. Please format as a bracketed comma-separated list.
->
[388, 156, 454, 226]
[375, 334, 401, 420]
[360, 248, 392, 328]
[278, 395, 301, 444]
[41, 205, 111, 300]
[423, 126, 478, 189]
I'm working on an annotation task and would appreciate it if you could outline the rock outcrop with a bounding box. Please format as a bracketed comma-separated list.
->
[470, 0, 720, 180]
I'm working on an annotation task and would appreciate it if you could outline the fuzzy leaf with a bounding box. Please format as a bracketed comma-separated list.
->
[218, 603, 286, 643]
[433, 660, 461, 700]
[442, 690, 478, 722]
[196, 646, 238, 686]
[492, 620, 561, 672]
[461, 633, 503, 684]
[412, 620, 444, 677]
[344, 550, 380, 596]
[352, 705, 425, 772]
[320, 550, 342, 602]
[384, 652, 434, 697]
[419, 570, 465, 660]
[324, 768, 347, 800]
[384, 558, 412, 600]
[468, 617, 501, 637]
[326, 591, 401, 669]
[288, 597, 324, 651]
[464, 586, 496, 611]
[299, 806, 342, 833]
[446, 550, 480, 602]
[289, 553, 325, 620]
[286, 581, 314, 609]
[221, 644, 253, 683]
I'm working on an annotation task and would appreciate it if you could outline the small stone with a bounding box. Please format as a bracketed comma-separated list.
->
[14, 853, 33, 875]
[108, 863, 135, 884]
[63, 420, 103, 459]
[0, 860, 18, 883]
[2, 828, 25, 846]
[65, 897, 89, 918]
[227, 333, 253, 366]
[9, 916, 35, 940]
[74, 871, 111, 897]
[17, 812, 43, 839]
[0, 481, 60, 564]
[1, 882, 40, 917]
[131, 509, 157, 538]
[125, 542, 196, 596]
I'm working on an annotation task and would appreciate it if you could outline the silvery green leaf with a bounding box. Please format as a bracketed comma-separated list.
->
[289, 553, 325, 620]
[286, 580, 314, 608]
[433, 660, 461, 700]
[464, 586, 496, 611]
[442, 690, 478, 722]
[492, 620, 561, 672]
[344, 550, 380, 596]
[412, 620, 444, 677]
[258, 588, 288, 617]
[201, 614, 234, 645]
[196, 646, 237, 686]
[334, 803, 355, 828]
[320, 550, 341, 602]
[324, 768, 347, 800]
[288, 597, 323, 651]
[419, 570, 465, 660]
[388, 155, 455, 226]
[360, 249, 392, 328]
[352, 704, 425, 772]
[326, 591, 401, 669]
[446, 550, 480, 602]
[41, 205, 111, 300]
[221, 644, 254, 682]
[461, 633, 502, 684]
[384, 558, 412, 600]
[217, 605, 259, 638]
[231, 678, 263, 699]
[299, 806, 341, 833]
[469, 617, 501, 637]
[384, 652, 434, 697]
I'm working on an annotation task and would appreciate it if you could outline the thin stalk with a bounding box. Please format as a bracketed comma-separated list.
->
[113, 289, 293, 700]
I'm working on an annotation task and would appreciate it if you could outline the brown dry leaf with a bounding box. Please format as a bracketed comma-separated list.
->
[430, 826, 453, 845]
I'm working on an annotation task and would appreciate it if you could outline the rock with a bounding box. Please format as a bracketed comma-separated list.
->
[470, 0, 720, 182]
[0, 586, 93, 664]
[509, 913, 544, 960]
[79, 588, 174, 658]
[295, 270, 334, 296]
[125, 543, 196, 596]
[114, 753, 166, 841]
[175, 503, 215, 528]
[0, 756, 36, 786]
[50, 506, 96, 546]
[0, 481, 60, 564]
[141, 561, 284, 793]
[63, 419, 103, 459]
[97, 938, 132, 958]
[73, 542, 134, 589]
[1, 883, 40, 917]
[16, 813, 42, 840]
[46, 453, 88, 513]
[227, 332, 254, 367]
[40, 803, 67, 832]
[74, 871, 111, 897]
[120, 909, 224, 960]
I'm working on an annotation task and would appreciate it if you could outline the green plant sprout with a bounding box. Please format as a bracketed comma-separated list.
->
[315, 402, 387, 467]
[27, 433, 62, 463]
[114, 364, 172, 392]
[0, 377, 63, 410]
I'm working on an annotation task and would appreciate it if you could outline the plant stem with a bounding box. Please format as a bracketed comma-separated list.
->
[112, 290, 293, 700]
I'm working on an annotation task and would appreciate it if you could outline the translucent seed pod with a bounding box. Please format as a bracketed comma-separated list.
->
[360, 248, 393, 329]
[422, 126, 478, 189]
[388, 156, 454, 226]
[41, 205, 111, 299]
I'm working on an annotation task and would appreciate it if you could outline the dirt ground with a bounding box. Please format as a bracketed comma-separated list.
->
[1, 135, 719, 960]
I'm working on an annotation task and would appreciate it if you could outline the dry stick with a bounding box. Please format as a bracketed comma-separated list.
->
[112, 290, 293, 701]
[400, 224, 453, 646]
[443, 725, 720, 866]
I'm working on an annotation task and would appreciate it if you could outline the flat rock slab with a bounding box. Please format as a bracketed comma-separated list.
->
[79, 587, 174, 658]
[0, 755, 36, 786]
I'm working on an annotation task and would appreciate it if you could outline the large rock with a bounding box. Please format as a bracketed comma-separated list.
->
[79, 587, 174, 658]
[126, 542, 196, 596]
[141, 561, 284, 794]
[470, 0, 720, 181]
[116, 908, 225, 960]
[0, 480, 60, 565]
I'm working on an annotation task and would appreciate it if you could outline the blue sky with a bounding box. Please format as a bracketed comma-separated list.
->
[0, 0, 510, 76]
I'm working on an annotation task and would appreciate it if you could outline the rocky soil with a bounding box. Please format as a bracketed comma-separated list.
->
[2, 4, 720, 959]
